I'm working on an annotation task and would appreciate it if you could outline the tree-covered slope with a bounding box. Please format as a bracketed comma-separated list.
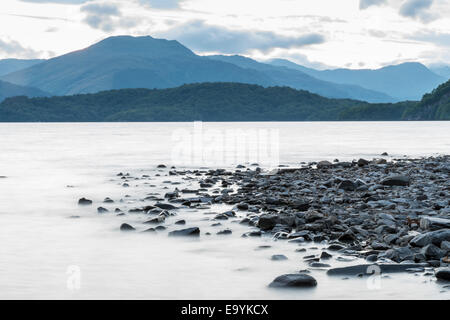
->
[403, 79, 450, 120]
[0, 82, 368, 122]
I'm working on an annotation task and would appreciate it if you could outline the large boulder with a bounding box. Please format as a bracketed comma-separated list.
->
[381, 175, 410, 186]
[269, 274, 317, 288]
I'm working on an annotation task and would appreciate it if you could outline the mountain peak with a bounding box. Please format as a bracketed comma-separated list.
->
[84, 35, 195, 58]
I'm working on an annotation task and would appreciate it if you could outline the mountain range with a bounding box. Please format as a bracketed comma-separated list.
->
[0, 35, 447, 104]
[268, 59, 446, 101]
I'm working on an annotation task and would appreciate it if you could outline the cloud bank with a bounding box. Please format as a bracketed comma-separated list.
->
[158, 21, 325, 54]
[359, 0, 387, 10]
[0, 38, 42, 58]
[399, 0, 436, 22]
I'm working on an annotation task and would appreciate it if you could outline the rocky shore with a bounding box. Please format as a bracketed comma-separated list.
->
[80, 155, 450, 289]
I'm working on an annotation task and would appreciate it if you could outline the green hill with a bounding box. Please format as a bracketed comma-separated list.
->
[0, 82, 369, 122]
[403, 79, 450, 120]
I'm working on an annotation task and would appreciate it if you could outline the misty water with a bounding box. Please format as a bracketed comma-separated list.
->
[0, 122, 449, 299]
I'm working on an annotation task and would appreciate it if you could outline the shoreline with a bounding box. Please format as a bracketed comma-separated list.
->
[83, 154, 450, 289]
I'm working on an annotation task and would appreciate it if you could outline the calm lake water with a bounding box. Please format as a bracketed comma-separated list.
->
[0, 122, 449, 299]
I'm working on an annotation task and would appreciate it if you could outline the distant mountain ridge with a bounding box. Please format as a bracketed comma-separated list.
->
[207, 55, 393, 102]
[0, 80, 48, 102]
[0, 58, 44, 77]
[429, 64, 450, 79]
[268, 59, 445, 101]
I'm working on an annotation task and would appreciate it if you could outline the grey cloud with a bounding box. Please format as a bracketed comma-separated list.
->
[0, 38, 42, 58]
[158, 21, 325, 54]
[81, 3, 121, 16]
[139, 0, 181, 9]
[81, 3, 123, 32]
[399, 0, 436, 22]
[368, 29, 387, 38]
[359, 0, 387, 10]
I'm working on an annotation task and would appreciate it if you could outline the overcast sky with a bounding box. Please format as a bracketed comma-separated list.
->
[0, 0, 449, 69]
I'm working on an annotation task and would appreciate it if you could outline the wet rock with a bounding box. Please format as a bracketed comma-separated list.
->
[78, 198, 92, 205]
[175, 220, 186, 225]
[245, 231, 262, 237]
[144, 216, 165, 224]
[338, 230, 356, 242]
[257, 214, 279, 230]
[157, 164, 167, 168]
[381, 175, 410, 187]
[103, 197, 114, 203]
[269, 274, 317, 288]
[338, 180, 356, 192]
[328, 244, 346, 251]
[371, 241, 389, 250]
[421, 244, 446, 260]
[357, 158, 370, 167]
[168, 227, 200, 237]
[309, 262, 331, 268]
[155, 203, 178, 210]
[236, 203, 249, 210]
[441, 241, 450, 252]
[317, 161, 332, 169]
[217, 229, 232, 235]
[327, 263, 426, 276]
[320, 251, 333, 260]
[410, 229, 450, 247]
[366, 254, 378, 262]
[420, 217, 450, 231]
[97, 207, 109, 213]
[379, 247, 414, 262]
[120, 223, 135, 231]
[435, 268, 450, 281]
[271, 254, 288, 261]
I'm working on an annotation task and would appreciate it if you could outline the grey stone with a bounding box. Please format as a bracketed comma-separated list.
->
[168, 227, 200, 237]
[269, 274, 317, 288]
[420, 217, 450, 231]
[120, 223, 135, 231]
[435, 268, 450, 281]
[381, 175, 410, 186]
